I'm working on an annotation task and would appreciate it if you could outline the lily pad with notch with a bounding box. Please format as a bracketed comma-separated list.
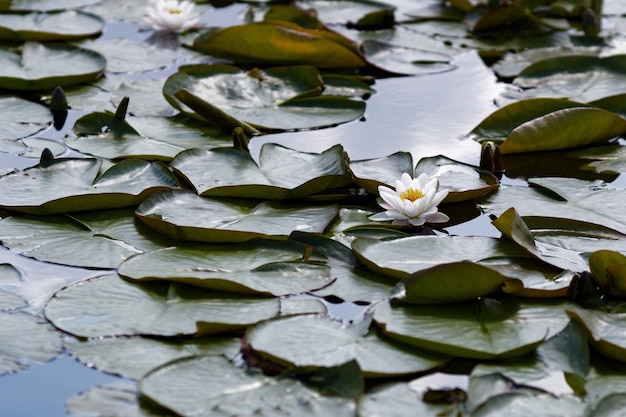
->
[0, 10, 104, 41]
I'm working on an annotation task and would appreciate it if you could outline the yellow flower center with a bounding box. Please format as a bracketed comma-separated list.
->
[167, 8, 183, 14]
[399, 188, 425, 202]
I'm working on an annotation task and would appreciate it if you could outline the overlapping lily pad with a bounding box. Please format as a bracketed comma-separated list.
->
[0, 95, 51, 139]
[44, 274, 283, 338]
[0, 42, 105, 90]
[349, 153, 498, 202]
[374, 297, 571, 359]
[163, 64, 366, 131]
[171, 143, 351, 199]
[0, 158, 179, 214]
[135, 190, 340, 243]
[0, 10, 104, 41]
[567, 306, 626, 362]
[0, 0, 100, 11]
[245, 314, 450, 377]
[140, 355, 356, 417]
[118, 240, 333, 295]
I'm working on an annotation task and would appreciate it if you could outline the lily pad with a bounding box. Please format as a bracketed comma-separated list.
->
[352, 235, 530, 279]
[245, 314, 450, 377]
[44, 274, 282, 338]
[0, 96, 51, 139]
[569, 144, 626, 175]
[119, 239, 333, 296]
[192, 22, 366, 69]
[0, 0, 100, 11]
[0, 158, 179, 214]
[374, 297, 571, 359]
[135, 190, 339, 243]
[567, 306, 626, 362]
[65, 335, 241, 380]
[0, 311, 62, 375]
[478, 177, 626, 235]
[0, 42, 105, 91]
[0, 208, 175, 268]
[360, 39, 455, 76]
[0, 10, 104, 41]
[170, 143, 351, 199]
[472, 392, 585, 417]
[164, 64, 366, 131]
[139, 355, 356, 417]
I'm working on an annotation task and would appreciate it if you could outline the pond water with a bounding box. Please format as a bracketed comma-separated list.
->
[1, 1, 625, 416]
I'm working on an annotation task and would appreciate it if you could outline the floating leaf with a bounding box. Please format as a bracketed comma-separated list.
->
[249, 314, 450, 377]
[569, 144, 626, 175]
[0, 311, 62, 375]
[164, 64, 366, 131]
[396, 261, 523, 304]
[0, 0, 101, 11]
[471, 392, 584, 417]
[360, 39, 454, 76]
[65, 335, 241, 380]
[352, 235, 530, 279]
[589, 250, 626, 296]
[136, 190, 339, 243]
[139, 355, 356, 417]
[567, 306, 626, 362]
[119, 240, 333, 296]
[44, 274, 282, 338]
[0, 158, 179, 214]
[374, 297, 571, 359]
[0, 96, 51, 139]
[0, 42, 105, 90]
[192, 22, 365, 69]
[171, 143, 351, 199]
[478, 177, 626, 235]
[0, 10, 104, 41]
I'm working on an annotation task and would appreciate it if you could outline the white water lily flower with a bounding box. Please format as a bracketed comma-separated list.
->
[145, 0, 202, 33]
[370, 173, 449, 226]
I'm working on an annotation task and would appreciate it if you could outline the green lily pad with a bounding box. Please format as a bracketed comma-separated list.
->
[171, 143, 351, 199]
[360, 39, 455, 76]
[374, 297, 571, 359]
[589, 250, 626, 297]
[44, 274, 283, 338]
[0, 208, 175, 268]
[119, 239, 333, 296]
[0, 10, 104, 41]
[0, 0, 100, 11]
[164, 64, 366, 131]
[567, 306, 626, 362]
[396, 261, 523, 304]
[0, 311, 62, 375]
[139, 355, 356, 417]
[192, 22, 366, 69]
[0, 42, 105, 91]
[511, 55, 626, 103]
[349, 153, 498, 202]
[135, 190, 339, 243]
[478, 177, 626, 235]
[0, 96, 51, 139]
[352, 235, 530, 279]
[569, 144, 626, 175]
[472, 392, 584, 417]
[0, 158, 179, 214]
[294, 0, 396, 25]
[492, 47, 600, 79]
[0, 291, 27, 310]
[245, 314, 450, 377]
[65, 335, 241, 380]
[67, 381, 170, 417]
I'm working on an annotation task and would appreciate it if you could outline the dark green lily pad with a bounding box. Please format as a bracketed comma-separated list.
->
[67, 381, 170, 417]
[492, 47, 600, 79]
[164, 64, 366, 131]
[119, 239, 333, 295]
[352, 235, 530, 279]
[44, 274, 283, 338]
[0, 96, 51, 139]
[192, 22, 366, 69]
[171, 143, 351, 199]
[478, 177, 626, 235]
[0, 10, 104, 41]
[567, 306, 626, 362]
[65, 335, 241, 379]
[360, 39, 455, 75]
[135, 190, 339, 243]
[374, 297, 571, 359]
[0, 42, 105, 91]
[139, 355, 356, 417]
[245, 314, 450, 377]
[0, 158, 179, 214]
[472, 392, 584, 417]
[569, 144, 626, 175]
[0, 311, 62, 375]
[510, 55, 626, 103]
[0, 209, 175, 268]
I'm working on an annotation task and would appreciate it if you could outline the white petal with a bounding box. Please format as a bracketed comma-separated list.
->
[408, 216, 426, 226]
[425, 212, 450, 224]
